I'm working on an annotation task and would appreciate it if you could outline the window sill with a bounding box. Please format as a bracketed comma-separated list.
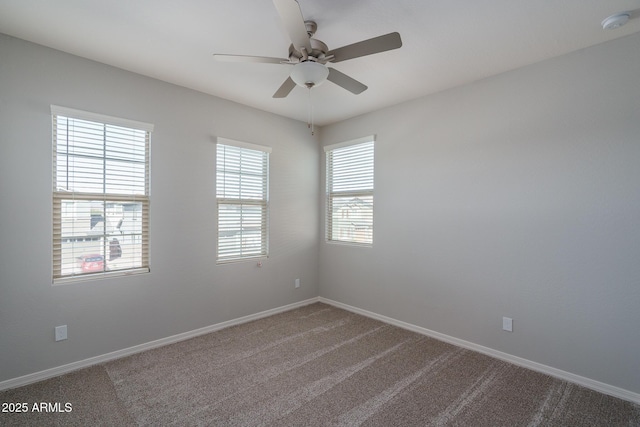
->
[325, 240, 373, 248]
[216, 255, 268, 265]
[53, 267, 150, 285]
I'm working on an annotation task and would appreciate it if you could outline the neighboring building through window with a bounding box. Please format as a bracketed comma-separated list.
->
[216, 139, 270, 262]
[52, 105, 152, 282]
[325, 136, 375, 245]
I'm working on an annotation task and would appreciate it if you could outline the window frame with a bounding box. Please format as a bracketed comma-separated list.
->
[51, 105, 153, 284]
[324, 136, 375, 246]
[216, 138, 271, 263]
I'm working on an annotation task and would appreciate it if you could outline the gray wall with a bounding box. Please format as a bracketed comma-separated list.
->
[0, 34, 319, 382]
[2, 29, 639, 398]
[319, 33, 640, 394]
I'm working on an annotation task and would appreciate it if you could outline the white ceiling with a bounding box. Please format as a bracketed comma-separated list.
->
[1, 1, 639, 126]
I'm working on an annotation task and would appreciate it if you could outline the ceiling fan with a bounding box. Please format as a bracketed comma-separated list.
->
[213, 0, 402, 98]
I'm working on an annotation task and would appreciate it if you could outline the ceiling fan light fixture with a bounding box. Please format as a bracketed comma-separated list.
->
[290, 61, 329, 89]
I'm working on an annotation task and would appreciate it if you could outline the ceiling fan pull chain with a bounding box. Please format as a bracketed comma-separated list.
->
[308, 87, 315, 136]
[307, 88, 311, 130]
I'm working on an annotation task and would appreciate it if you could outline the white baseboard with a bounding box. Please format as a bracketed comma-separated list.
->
[318, 297, 640, 405]
[0, 297, 320, 392]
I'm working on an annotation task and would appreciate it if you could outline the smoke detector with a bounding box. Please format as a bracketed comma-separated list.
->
[601, 13, 630, 30]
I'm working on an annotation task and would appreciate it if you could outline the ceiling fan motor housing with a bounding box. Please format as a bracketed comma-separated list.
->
[288, 37, 329, 63]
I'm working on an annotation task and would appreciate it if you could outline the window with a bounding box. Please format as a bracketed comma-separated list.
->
[325, 137, 375, 245]
[52, 106, 152, 282]
[216, 139, 270, 262]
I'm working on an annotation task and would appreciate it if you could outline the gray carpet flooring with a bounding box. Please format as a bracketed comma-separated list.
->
[1, 303, 639, 426]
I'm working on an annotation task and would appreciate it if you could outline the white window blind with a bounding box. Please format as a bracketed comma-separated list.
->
[216, 140, 270, 262]
[325, 138, 375, 245]
[52, 106, 152, 282]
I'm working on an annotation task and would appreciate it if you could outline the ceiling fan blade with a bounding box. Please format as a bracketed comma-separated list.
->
[273, 76, 297, 98]
[327, 32, 402, 63]
[327, 68, 367, 94]
[272, 0, 312, 53]
[213, 54, 289, 64]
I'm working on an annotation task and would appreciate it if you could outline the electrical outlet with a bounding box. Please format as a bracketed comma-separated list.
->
[55, 325, 67, 341]
[295, 278, 300, 289]
[502, 317, 513, 332]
